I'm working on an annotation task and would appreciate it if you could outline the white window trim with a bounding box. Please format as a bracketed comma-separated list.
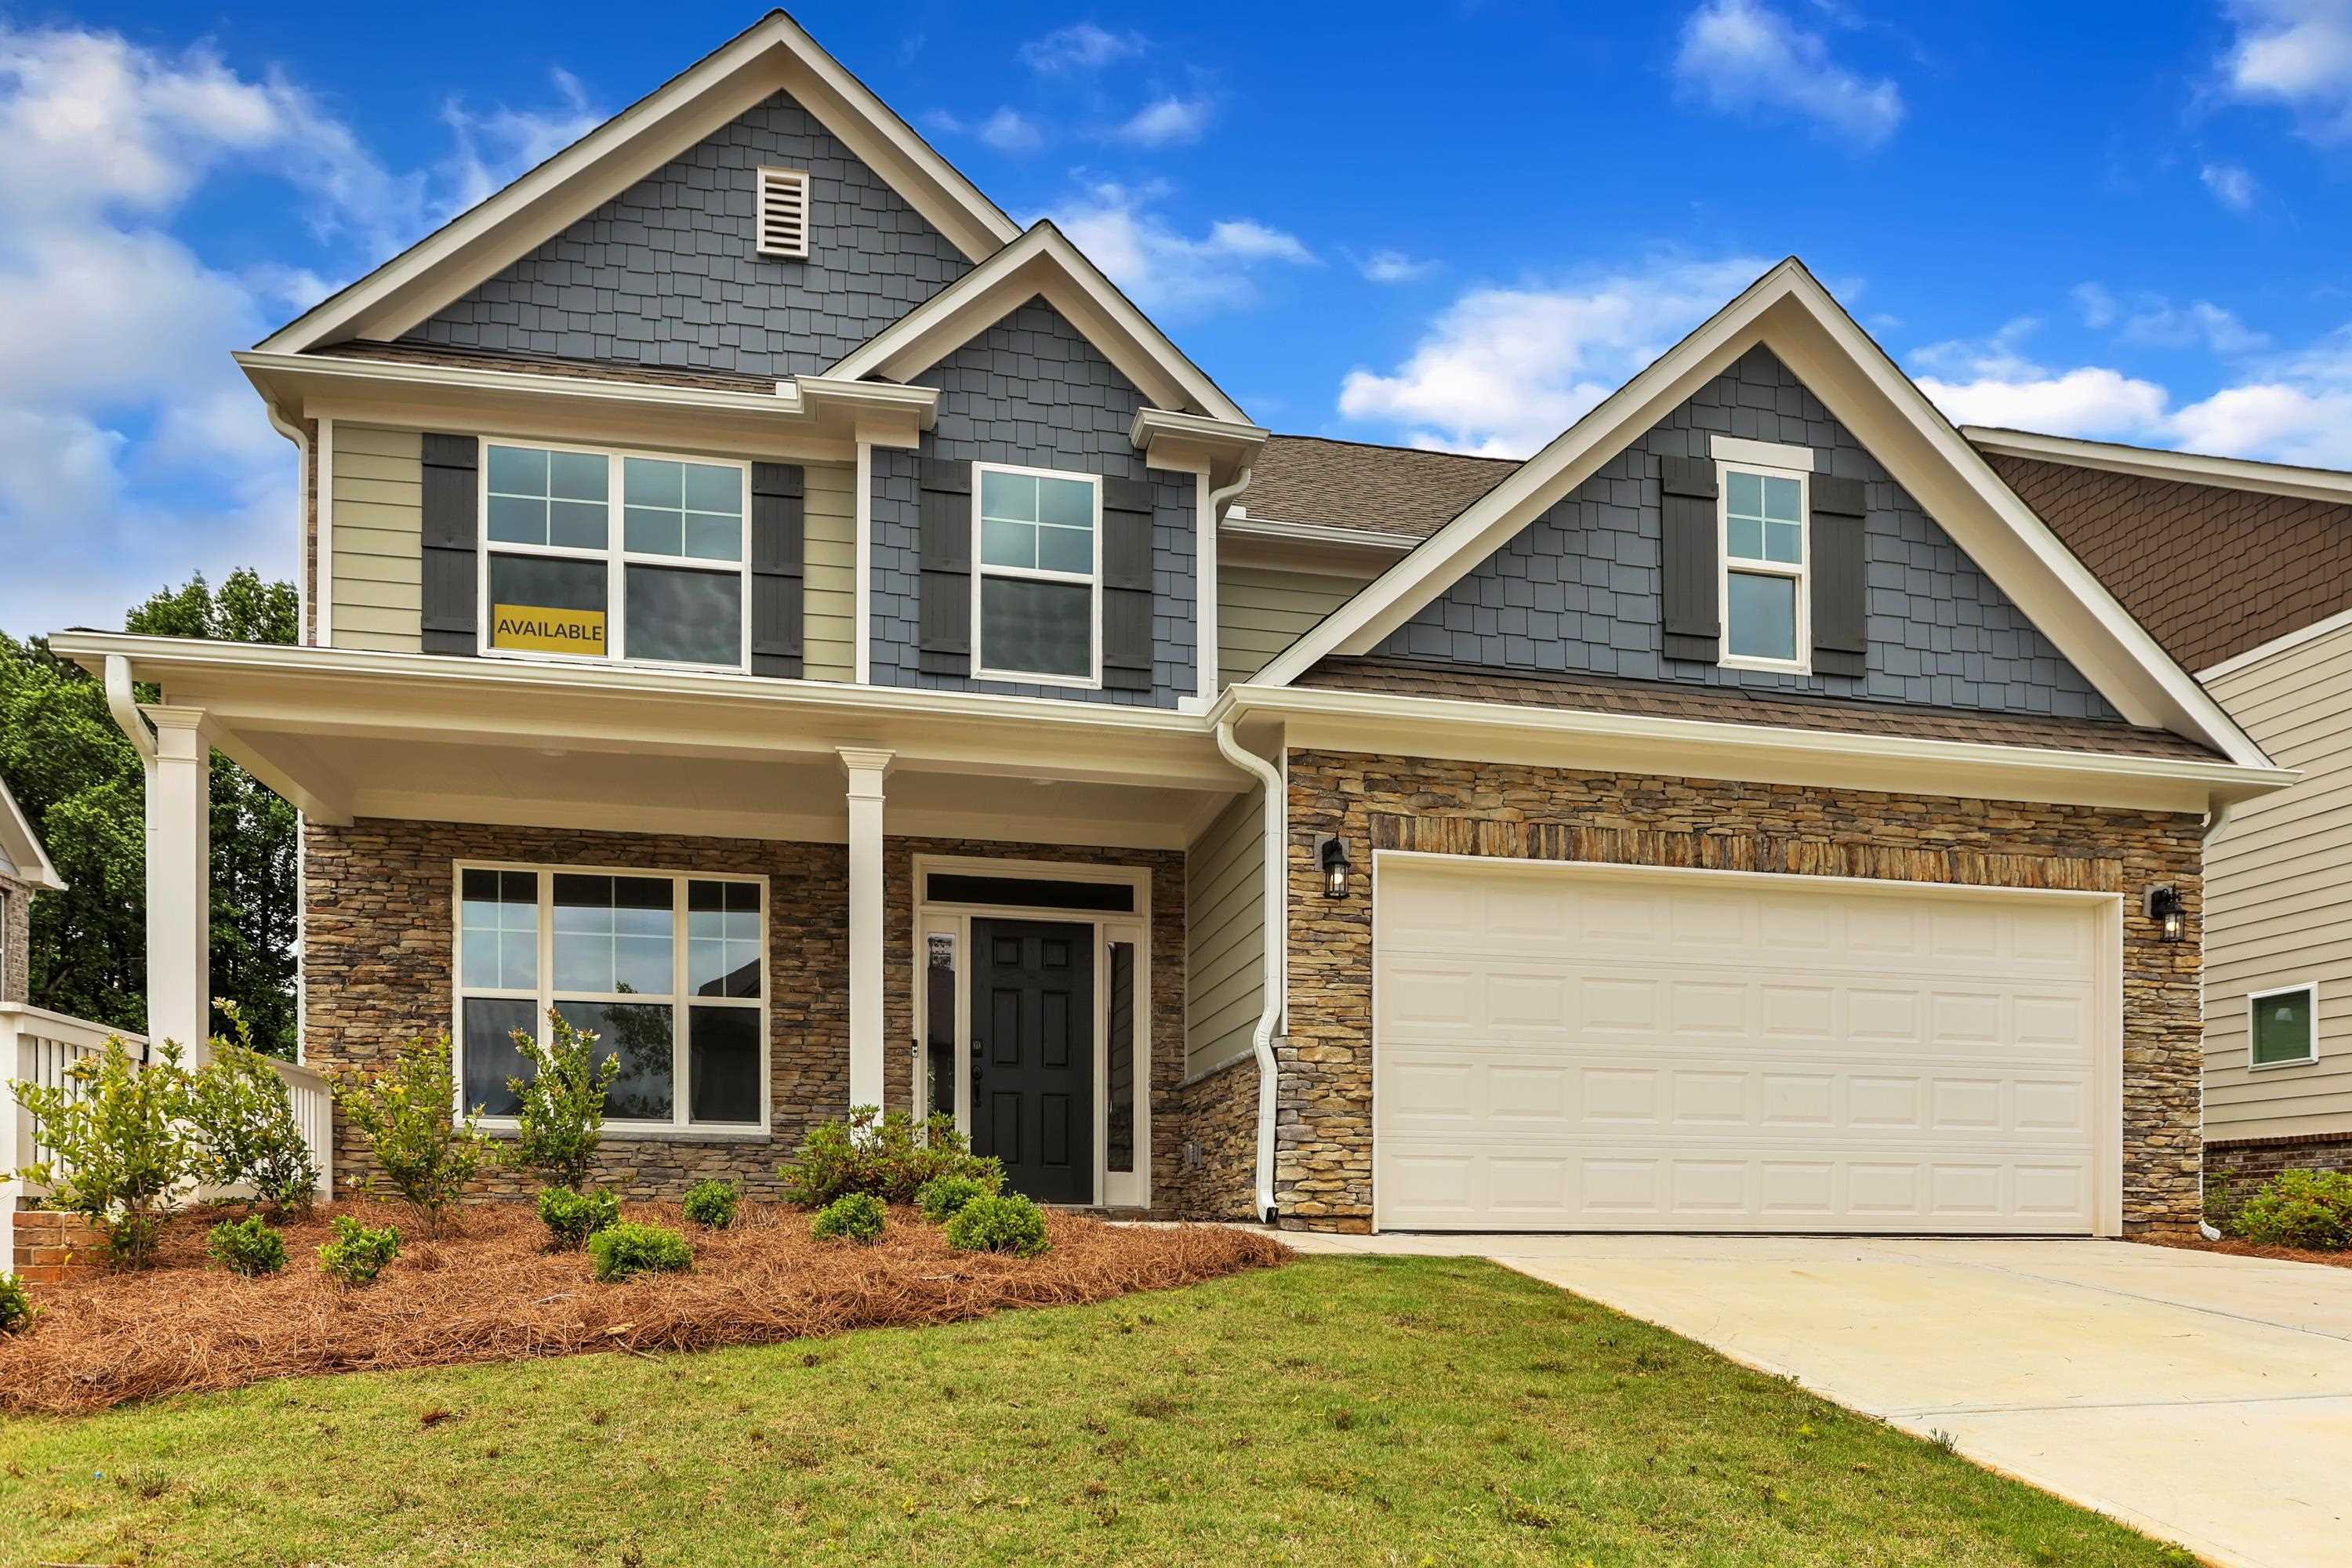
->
[970, 459, 1104, 691]
[477, 438, 754, 675]
[909, 854, 1152, 1210]
[1716, 457, 1811, 676]
[2247, 979, 2320, 1071]
[450, 859, 772, 1139]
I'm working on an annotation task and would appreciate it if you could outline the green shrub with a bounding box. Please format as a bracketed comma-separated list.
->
[318, 1215, 402, 1287]
[9, 1036, 201, 1269]
[206, 1215, 289, 1277]
[190, 1006, 320, 1212]
[505, 1011, 621, 1191]
[779, 1107, 1003, 1207]
[915, 1172, 999, 1224]
[589, 1221, 693, 1283]
[0, 1272, 37, 1335]
[538, 1186, 621, 1250]
[811, 1192, 886, 1244]
[332, 1037, 492, 1236]
[2233, 1168, 2352, 1250]
[944, 1192, 1050, 1258]
[682, 1178, 740, 1230]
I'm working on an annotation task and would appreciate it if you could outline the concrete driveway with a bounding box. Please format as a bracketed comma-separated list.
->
[1283, 1232, 2352, 1568]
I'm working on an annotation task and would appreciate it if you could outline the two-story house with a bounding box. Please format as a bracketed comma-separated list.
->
[53, 12, 2289, 1236]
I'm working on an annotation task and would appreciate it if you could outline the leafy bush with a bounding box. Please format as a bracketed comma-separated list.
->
[206, 1214, 289, 1277]
[779, 1108, 1003, 1207]
[682, 1179, 740, 1230]
[589, 1221, 693, 1283]
[333, 1037, 492, 1235]
[811, 1192, 886, 1244]
[318, 1215, 402, 1287]
[915, 1172, 999, 1224]
[505, 1011, 620, 1191]
[944, 1192, 1051, 1258]
[538, 1186, 621, 1250]
[9, 1036, 201, 1268]
[190, 1006, 319, 1212]
[0, 1272, 37, 1335]
[2233, 1168, 2352, 1250]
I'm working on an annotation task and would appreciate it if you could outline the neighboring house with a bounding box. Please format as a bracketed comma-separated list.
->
[0, 774, 65, 1007]
[1973, 428, 2352, 1203]
[51, 13, 2288, 1237]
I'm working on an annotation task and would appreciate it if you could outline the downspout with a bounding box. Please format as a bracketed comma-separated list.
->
[1215, 720, 1283, 1226]
[1207, 465, 1253, 526]
[2198, 795, 2238, 1243]
[104, 655, 156, 762]
[262, 405, 312, 644]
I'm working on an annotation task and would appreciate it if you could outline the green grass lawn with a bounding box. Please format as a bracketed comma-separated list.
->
[0, 1255, 2191, 1567]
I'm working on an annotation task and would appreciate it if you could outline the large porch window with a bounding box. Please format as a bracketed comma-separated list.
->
[455, 862, 768, 1132]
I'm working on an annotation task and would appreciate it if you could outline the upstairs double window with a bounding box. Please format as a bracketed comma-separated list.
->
[482, 442, 749, 670]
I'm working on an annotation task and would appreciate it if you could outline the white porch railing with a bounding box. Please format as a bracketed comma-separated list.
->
[1, 1003, 334, 1276]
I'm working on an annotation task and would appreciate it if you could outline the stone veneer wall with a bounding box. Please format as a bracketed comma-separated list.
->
[2205, 1132, 2352, 1226]
[1163, 1055, 1261, 1221]
[1281, 750, 2205, 1236]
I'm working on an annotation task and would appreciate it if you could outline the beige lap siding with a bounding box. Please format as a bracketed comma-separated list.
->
[328, 426, 425, 652]
[1185, 789, 1265, 1080]
[1217, 564, 1370, 687]
[1280, 750, 2205, 1236]
[802, 463, 857, 681]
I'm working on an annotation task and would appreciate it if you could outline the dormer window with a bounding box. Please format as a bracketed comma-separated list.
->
[1719, 462, 1809, 672]
[757, 168, 811, 258]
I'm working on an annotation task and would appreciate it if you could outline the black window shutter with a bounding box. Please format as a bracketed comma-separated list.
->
[1101, 475, 1156, 693]
[1809, 474, 1868, 678]
[419, 434, 479, 655]
[917, 459, 972, 675]
[748, 463, 805, 678]
[1658, 455, 1719, 664]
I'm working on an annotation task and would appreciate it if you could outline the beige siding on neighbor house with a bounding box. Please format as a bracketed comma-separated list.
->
[1185, 789, 1264, 1080]
[803, 463, 855, 682]
[329, 425, 424, 652]
[2205, 619, 2352, 1140]
[1218, 564, 1370, 686]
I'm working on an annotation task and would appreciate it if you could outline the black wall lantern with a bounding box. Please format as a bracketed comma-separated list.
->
[1315, 834, 1352, 899]
[2144, 884, 2187, 943]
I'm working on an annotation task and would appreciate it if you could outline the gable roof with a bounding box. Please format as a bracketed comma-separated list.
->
[825, 222, 1252, 424]
[1249, 258, 2265, 768]
[1242, 437, 1517, 538]
[0, 772, 64, 893]
[257, 11, 1020, 355]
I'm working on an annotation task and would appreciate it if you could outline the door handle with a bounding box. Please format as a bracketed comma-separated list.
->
[971, 1040, 985, 1087]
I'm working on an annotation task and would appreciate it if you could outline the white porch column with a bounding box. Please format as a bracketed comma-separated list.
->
[839, 747, 895, 1111]
[145, 705, 212, 1062]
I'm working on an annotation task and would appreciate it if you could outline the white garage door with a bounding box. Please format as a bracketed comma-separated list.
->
[1374, 857, 2118, 1234]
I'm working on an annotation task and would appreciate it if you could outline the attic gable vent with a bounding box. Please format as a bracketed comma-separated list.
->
[757, 168, 811, 259]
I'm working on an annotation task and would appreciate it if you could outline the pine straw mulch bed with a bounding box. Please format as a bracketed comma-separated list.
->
[0, 1200, 1289, 1417]
[2142, 1233, 2352, 1270]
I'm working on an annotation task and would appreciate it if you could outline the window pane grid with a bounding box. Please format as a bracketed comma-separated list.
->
[975, 465, 1099, 681]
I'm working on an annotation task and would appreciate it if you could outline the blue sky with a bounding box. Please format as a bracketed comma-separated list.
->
[4, 0, 2350, 636]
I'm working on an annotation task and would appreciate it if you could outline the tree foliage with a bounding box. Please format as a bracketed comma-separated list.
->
[0, 568, 299, 1052]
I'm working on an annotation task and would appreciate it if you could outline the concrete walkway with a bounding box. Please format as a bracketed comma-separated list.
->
[1282, 1231, 2352, 1568]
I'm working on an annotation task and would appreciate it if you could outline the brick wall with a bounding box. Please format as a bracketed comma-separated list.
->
[1282, 750, 2205, 1236]
[2205, 1132, 2352, 1226]
[12, 1210, 104, 1287]
[1, 870, 28, 1006]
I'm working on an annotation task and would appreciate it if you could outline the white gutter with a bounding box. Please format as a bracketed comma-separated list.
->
[1214, 719, 1283, 1225]
[103, 655, 156, 762]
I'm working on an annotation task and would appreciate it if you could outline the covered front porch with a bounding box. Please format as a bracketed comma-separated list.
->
[53, 633, 1258, 1216]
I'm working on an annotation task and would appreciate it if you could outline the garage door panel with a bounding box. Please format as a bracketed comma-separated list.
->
[1374, 861, 2107, 1234]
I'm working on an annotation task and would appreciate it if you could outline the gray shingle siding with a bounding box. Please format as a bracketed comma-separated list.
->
[869, 297, 1196, 707]
[1375, 345, 2119, 720]
[405, 91, 971, 379]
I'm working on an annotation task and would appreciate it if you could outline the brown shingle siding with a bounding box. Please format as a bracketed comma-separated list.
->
[1988, 452, 2352, 672]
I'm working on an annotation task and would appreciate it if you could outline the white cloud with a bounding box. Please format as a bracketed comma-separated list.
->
[2201, 159, 2259, 210]
[1336, 257, 1773, 456]
[924, 106, 1046, 154]
[1114, 95, 1213, 147]
[439, 68, 601, 218]
[2069, 284, 2267, 355]
[1020, 24, 1146, 73]
[1048, 182, 1315, 314]
[2223, 0, 2352, 139]
[1673, 0, 1904, 147]
[1358, 249, 1439, 285]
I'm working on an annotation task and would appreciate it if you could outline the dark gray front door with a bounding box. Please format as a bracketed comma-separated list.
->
[971, 918, 1093, 1204]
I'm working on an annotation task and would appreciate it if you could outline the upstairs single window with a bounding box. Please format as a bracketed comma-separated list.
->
[757, 168, 811, 259]
[1719, 463, 1809, 671]
[973, 463, 1101, 684]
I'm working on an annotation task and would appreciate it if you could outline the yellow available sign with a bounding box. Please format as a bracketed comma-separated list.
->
[492, 603, 606, 655]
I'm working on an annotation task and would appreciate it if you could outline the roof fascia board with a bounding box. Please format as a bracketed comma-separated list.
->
[826, 226, 1250, 423]
[1221, 515, 1420, 552]
[0, 773, 64, 891]
[258, 15, 1019, 354]
[1965, 425, 2352, 506]
[1223, 683, 2295, 816]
